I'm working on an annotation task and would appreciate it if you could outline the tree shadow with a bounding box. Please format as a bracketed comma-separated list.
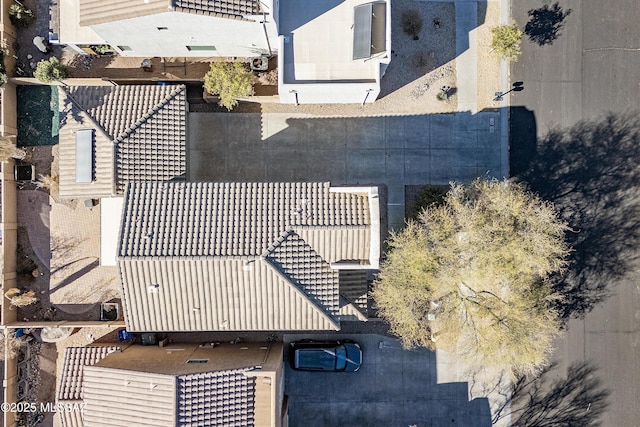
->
[515, 113, 640, 319]
[494, 361, 609, 426]
[525, 3, 572, 46]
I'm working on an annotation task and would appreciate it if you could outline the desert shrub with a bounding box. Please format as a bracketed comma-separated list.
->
[491, 22, 524, 62]
[38, 174, 59, 198]
[34, 57, 69, 83]
[90, 45, 114, 55]
[4, 288, 38, 308]
[0, 136, 27, 161]
[0, 330, 25, 360]
[401, 10, 423, 40]
[9, 2, 34, 28]
[257, 68, 278, 86]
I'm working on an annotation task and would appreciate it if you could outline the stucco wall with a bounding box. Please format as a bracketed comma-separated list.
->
[92, 11, 279, 58]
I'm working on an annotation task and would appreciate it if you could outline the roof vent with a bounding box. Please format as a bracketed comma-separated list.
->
[147, 284, 160, 294]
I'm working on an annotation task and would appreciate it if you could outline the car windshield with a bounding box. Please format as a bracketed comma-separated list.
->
[297, 348, 336, 370]
[335, 346, 347, 370]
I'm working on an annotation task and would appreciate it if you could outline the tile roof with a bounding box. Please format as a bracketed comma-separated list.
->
[59, 85, 187, 198]
[79, 0, 169, 26]
[118, 182, 376, 332]
[59, 409, 84, 427]
[119, 182, 369, 258]
[266, 231, 340, 318]
[119, 257, 341, 331]
[82, 366, 177, 426]
[57, 87, 115, 199]
[173, 0, 262, 20]
[57, 346, 122, 401]
[81, 364, 259, 426]
[79, 0, 261, 26]
[177, 369, 257, 426]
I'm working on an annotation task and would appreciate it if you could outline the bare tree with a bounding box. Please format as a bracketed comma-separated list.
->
[373, 179, 571, 376]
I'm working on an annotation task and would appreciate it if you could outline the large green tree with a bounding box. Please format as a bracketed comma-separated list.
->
[373, 179, 570, 376]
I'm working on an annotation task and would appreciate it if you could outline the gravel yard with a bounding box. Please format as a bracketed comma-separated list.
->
[263, 0, 458, 116]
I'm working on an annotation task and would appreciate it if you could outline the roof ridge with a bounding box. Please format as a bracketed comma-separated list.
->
[263, 232, 340, 327]
[60, 86, 116, 142]
[294, 224, 370, 230]
[338, 294, 368, 320]
[263, 257, 340, 330]
[115, 85, 185, 143]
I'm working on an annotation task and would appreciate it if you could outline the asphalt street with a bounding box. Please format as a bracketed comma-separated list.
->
[510, 1, 640, 425]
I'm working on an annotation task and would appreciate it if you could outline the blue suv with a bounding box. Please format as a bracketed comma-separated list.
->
[290, 340, 362, 372]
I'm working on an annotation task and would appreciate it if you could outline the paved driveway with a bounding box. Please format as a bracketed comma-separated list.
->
[283, 334, 492, 427]
[189, 112, 504, 228]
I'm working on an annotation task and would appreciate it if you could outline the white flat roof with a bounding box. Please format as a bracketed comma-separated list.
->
[280, 0, 381, 82]
[100, 197, 124, 266]
[58, 0, 105, 44]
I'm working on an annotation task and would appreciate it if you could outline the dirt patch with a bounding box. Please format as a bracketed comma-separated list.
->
[14, 225, 58, 322]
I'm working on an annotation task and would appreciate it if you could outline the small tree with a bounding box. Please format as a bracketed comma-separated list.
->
[8, 2, 34, 28]
[373, 179, 570, 376]
[34, 57, 69, 83]
[4, 288, 38, 308]
[203, 62, 254, 111]
[0, 135, 27, 161]
[491, 22, 524, 62]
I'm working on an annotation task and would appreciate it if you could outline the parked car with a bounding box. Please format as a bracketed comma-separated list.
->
[290, 340, 362, 372]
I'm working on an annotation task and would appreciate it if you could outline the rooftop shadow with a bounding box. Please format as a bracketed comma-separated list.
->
[512, 112, 640, 319]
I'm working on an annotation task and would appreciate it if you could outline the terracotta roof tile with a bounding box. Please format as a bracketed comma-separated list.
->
[79, 0, 260, 25]
[177, 369, 257, 426]
[59, 85, 186, 198]
[57, 346, 121, 401]
[118, 182, 375, 332]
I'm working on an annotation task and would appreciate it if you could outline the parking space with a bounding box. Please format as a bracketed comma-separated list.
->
[283, 334, 492, 427]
